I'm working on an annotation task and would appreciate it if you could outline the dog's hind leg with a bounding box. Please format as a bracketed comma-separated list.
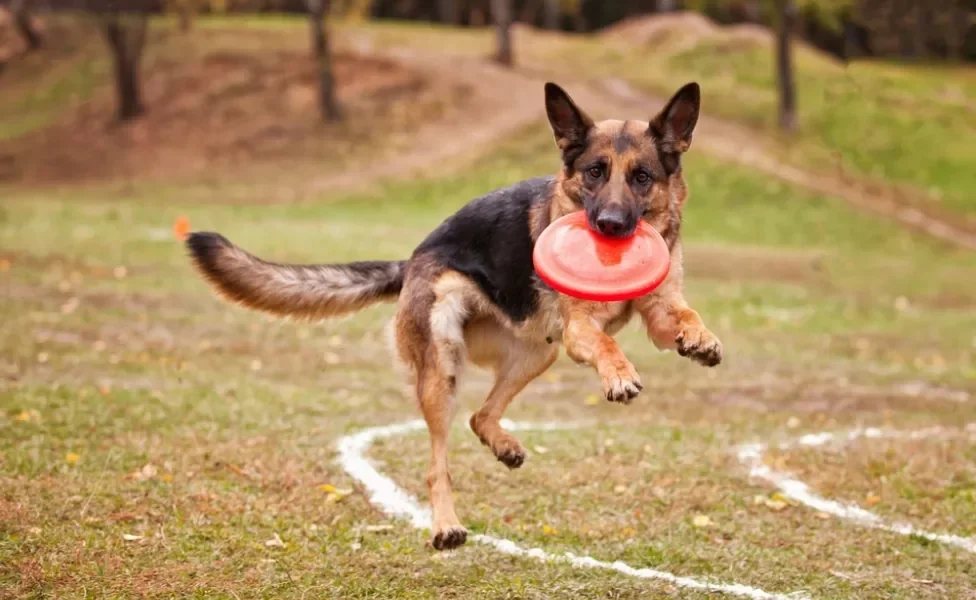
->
[405, 275, 470, 550]
[416, 360, 467, 550]
[468, 332, 557, 469]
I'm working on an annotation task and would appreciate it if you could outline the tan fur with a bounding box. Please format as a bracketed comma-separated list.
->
[189, 235, 402, 320]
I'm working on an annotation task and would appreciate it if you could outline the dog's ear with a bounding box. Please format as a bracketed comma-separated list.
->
[545, 82, 594, 164]
[649, 82, 700, 154]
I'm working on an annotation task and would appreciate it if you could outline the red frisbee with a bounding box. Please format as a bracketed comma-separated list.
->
[533, 211, 671, 302]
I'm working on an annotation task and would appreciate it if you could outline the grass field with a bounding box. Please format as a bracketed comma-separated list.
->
[2, 14, 975, 600]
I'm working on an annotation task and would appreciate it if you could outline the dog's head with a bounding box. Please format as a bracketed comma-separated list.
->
[544, 82, 699, 247]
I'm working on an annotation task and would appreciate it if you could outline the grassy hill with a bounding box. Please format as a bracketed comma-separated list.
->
[2, 14, 975, 600]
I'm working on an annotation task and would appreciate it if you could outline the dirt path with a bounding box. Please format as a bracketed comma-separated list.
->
[325, 40, 976, 252]
[301, 47, 545, 195]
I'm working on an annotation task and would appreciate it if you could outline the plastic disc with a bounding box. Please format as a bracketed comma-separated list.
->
[533, 211, 671, 302]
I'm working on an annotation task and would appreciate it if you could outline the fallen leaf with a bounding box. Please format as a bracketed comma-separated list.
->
[583, 394, 600, 406]
[14, 411, 32, 422]
[542, 524, 558, 535]
[60, 298, 80, 314]
[65, 452, 80, 464]
[864, 494, 882, 506]
[122, 533, 143, 542]
[173, 215, 191, 241]
[125, 464, 158, 482]
[754, 493, 789, 511]
[692, 515, 713, 528]
[264, 532, 285, 548]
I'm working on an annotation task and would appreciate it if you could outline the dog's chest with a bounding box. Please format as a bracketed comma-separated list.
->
[513, 287, 632, 344]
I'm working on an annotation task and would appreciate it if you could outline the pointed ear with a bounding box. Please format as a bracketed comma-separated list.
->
[545, 82, 594, 164]
[649, 82, 700, 153]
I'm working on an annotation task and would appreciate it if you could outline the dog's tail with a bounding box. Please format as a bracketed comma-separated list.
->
[186, 232, 405, 320]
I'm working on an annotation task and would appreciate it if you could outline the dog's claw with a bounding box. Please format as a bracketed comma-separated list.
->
[496, 447, 526, 469]
[431, 526, 468, 551]
[600, 361, 642, 404]
[676, 329, 723, 367]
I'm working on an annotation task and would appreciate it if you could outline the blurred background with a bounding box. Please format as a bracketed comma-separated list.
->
[2, 2, 976, 598]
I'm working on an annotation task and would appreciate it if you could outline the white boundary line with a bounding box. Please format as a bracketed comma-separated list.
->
[337, 419, 808, 600]
[737, 424, 976, 554]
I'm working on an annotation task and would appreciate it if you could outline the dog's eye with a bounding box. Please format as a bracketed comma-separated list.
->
[586, 166, 604, 181]
[634, 170, 651, 185]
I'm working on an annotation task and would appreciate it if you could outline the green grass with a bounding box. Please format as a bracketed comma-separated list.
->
[3, 119, 975, 598]
[665, 42, 976, 213]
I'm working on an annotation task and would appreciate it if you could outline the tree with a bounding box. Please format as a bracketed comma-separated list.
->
[542, 0, 559, 29]
[774, 0, 798, 131]
[102, 13, 149, 121]
[11, 0, 42, 49]
[308, 0, 341, 121]
[171, 0, 197, 32]
[438, 0, 459, 24]
[491, 0, 513, 66]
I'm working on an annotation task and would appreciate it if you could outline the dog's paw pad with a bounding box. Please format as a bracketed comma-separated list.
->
[601, 363, 642, 404]
[431, 526, 468, 551]
[496, 446, 526, 469]
[676, 330, 723, 367]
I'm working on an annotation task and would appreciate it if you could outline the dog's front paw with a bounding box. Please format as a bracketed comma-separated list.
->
[599, 359, 642, 404]
[676, 327, 723, 367]
[492, 435, 527, 469]
[431, 524, 468, 551]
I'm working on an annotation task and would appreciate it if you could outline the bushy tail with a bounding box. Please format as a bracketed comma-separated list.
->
[186, 232, 405, 320]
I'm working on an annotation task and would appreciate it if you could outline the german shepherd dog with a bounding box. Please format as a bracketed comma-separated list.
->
[187, 82, 722, 551]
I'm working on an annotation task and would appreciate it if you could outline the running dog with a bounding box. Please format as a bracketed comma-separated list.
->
[186, 81, 722, 551]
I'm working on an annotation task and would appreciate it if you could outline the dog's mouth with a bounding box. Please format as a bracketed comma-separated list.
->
[586, 210, 638, 239]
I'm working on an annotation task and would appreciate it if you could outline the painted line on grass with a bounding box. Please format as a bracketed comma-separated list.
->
[737, 423, 976, 554]
[337, 419, 808, 600]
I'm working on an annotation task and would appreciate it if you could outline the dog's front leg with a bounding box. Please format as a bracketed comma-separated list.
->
[636, 284, 723, 367]
[560, 298, 642, 404]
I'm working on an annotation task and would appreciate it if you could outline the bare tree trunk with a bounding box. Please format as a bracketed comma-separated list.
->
[542, 0, 559, 29]
[943, 2, 966, 61]
[774, 0, 797, 132]
[438, 0, 459, 24]
[655, 0, 676, 12]
[490, 0, 512, 66]
[177, 0, 194, 32]
[102, 14, 148, 121]
[308, 0, 342, 122]
[11, 0, 42, 49]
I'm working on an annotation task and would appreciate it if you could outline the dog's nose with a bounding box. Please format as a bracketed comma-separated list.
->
[595, 211, 630, 238]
